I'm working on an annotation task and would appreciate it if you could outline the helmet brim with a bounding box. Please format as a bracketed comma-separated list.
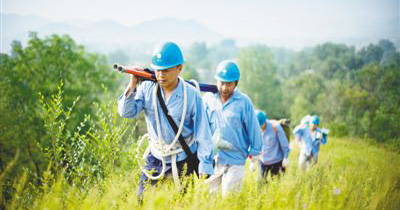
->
[214, 75, 239, 82]
[150, 61, 185, 71]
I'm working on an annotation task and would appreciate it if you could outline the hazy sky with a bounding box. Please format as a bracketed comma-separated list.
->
[2, 0, 399, 44]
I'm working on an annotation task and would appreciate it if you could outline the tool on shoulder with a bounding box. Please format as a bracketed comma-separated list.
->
[113, 64, 218, 93]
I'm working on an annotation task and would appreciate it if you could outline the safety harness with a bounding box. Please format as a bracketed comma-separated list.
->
[136, 77, 200, 186]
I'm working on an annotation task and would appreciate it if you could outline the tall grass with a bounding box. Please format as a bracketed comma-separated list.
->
[2, 85, 399, 209]
[5, 136, 399, 209]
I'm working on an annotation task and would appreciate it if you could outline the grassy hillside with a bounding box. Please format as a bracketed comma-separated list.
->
[7, 137, 400, 209]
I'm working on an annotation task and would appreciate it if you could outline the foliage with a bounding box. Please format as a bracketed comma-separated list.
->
[4, 137, 400, 209]
[0, 32, 120, 203]
[1, 32, 399, 209]
[1, 82, 138, 208]
[272, 40, 400, 145]
[238, 45, 286, 118]
[186, 39, 239, 83]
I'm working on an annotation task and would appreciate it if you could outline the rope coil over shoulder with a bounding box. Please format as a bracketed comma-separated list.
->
[136, 77, 199, 186]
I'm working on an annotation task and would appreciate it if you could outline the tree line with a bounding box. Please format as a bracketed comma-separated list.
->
[0, 32, 399, 207]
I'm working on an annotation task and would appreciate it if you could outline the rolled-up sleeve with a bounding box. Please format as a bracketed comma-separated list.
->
[193, 93, 214, 175]
[117, 84, 145, 118]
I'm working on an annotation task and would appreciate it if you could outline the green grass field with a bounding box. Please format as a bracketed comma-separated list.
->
[7, 137, 400, 209]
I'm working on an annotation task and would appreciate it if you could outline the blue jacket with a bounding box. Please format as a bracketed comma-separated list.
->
[118, 79, 214, 175]
[203, 90, 262, 165]
[293, 124, 327, 157]
[260, 121, 290, 165]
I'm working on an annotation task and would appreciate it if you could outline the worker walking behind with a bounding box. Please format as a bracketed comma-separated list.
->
[117, 41, 214, 200]
[251, 110, 290, 181]
[293, 115, 328, 171]
[203, 60, 262, 196]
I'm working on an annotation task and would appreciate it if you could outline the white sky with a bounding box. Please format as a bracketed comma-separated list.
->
[2, 0, 399, 43]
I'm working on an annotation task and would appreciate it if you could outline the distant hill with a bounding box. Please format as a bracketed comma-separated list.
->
[1, 13, 224, 53]
[2, 13, 399, 53]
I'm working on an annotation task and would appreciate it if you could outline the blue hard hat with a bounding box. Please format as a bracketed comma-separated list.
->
[311, 115, 320, 125]
[255, 110, 267, 127]
[215, 60, 240, 82]
[151, 42, 185, 70]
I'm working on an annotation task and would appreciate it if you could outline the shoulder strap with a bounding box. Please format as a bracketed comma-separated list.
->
[270, 122, 281, 144]
[156, 85, 199, 176]
[271, 122, 278, 133]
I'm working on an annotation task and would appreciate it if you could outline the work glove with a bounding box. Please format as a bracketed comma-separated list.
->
[282, 158, 289, 168]
[316, 132, 322, 140]
[212, 129, 233, 150]
[249, 155, 257, 172]
[249, 161, 256, 172]
[217, 140, 233, 150]
[199, 174, 210, 179]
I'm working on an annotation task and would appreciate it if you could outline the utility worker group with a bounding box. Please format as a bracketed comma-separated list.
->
[117, 41, 329, 199]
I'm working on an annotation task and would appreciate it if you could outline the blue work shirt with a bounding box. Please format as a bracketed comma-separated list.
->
[293, 124, 327, 157]
[118, 79, 214, 175]
[260, 121, 290, 165]
[203, 90, 262, 165]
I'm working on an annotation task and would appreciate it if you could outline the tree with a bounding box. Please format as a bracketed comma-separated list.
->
[0, 32, 117, 185]
[238, 45, 285, 118]
[186, 42, 211, 82]
[359, 44, 384, 65]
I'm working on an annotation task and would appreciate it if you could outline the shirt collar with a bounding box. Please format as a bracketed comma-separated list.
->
[214, 88, 241, 101]
[160, 77, 184, 101]
[231, 89, 241, 99]
[174, 77, 184, 99]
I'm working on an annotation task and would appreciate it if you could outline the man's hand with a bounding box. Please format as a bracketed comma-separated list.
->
[249, 161, 256, 172]
[282, 158, 289, 168]
[125, 66, 140, 96]
[129, 74, 139, 90]
[199, 173, 210, 179]
[249, 155, 258, 172]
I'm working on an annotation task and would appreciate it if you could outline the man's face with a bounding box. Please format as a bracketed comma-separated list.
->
[155, 65, 182, 90]
[217, 80, 237, 100]
[311, 123, 318, 131]
[261, 123, 267, 131]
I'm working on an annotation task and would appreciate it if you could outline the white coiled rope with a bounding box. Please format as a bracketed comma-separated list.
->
[136, 77, 191, 186]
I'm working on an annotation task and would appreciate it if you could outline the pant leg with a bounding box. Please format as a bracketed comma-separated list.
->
[312, 153, 319, 165]
[258, 161, 272, 185]
[137, 152, 197, 199]
[221, 164, 245, 196]
[270, 161, 284, 176]
[137, 153, 163, 199]
[257, 161, 265, 184]
[176, 153, 198, 195]
[259, 161, 284, 183]
[176, 152, 198, 177]
[299, 151, 312, 171]
[259, 160, 269, 178]
[208, 163, 225, 194]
